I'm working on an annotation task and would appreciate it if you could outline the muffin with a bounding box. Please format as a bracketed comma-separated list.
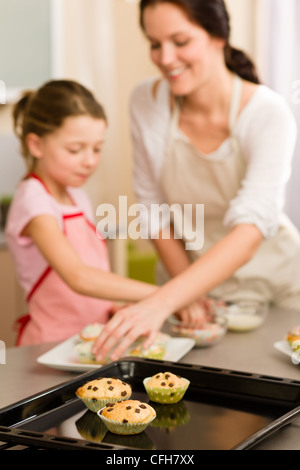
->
[98, 399, 156, 435]
[143, 371, 190, 404]
[76, 377, 132, 412]
[286, 325, 300, 350]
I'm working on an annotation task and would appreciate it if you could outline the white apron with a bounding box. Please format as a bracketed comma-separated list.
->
[159, 76, 300, 309]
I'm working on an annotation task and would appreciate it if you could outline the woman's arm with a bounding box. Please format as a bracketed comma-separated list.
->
[152, 224, 191, 277]
[23, 214, 158, 302]
[92, 223, 263, 361]
[152, 226, 209, 325]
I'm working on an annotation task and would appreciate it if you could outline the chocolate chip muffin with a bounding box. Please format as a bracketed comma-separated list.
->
[76, 377, 132, 413]
[98, 399, 156, 435]
[143, 371, 190, 404]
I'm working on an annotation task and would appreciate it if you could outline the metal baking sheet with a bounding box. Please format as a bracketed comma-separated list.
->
[1, 358, 300, 450]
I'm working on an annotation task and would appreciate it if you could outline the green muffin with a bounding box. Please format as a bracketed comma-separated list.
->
[143, 371, 190, 404]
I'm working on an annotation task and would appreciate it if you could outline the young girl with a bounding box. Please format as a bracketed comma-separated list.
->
[5, 79, 157, 346]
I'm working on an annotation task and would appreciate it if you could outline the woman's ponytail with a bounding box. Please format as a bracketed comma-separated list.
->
[224, 44, 260, 84]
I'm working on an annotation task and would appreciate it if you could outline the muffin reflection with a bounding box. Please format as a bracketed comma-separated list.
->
[75, 410, 107, 442]
[102, 430, 155, 449]
[151, 401, 190, 432]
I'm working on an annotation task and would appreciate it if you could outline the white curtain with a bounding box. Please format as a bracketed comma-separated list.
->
[60, 0, 120, 209]
[255, 0, 300, 229]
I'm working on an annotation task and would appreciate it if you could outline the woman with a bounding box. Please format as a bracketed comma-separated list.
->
[93, 0, 300, 361]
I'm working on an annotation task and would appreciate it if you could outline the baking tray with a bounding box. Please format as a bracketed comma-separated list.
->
[1, 357, 300, 450]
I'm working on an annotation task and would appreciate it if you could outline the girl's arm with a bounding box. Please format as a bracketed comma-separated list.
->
[92, 223, 263, 361]
[23, 214, 157, 301]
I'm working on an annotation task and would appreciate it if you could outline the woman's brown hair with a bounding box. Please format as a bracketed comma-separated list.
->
[13, 80, 107, 172]
[139, 0, 260, 84]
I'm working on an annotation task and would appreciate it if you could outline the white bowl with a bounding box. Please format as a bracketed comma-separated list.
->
[214, 300, 268, 332]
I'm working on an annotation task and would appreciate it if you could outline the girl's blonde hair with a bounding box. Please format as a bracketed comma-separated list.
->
[13, 80, 107, 172]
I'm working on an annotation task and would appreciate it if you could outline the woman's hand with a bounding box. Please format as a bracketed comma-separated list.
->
[108, 302, 131, 317]
[92, 296, 212, 361]
[92, 299, 170, 362]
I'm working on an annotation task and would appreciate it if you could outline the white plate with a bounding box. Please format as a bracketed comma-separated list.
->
[274, 340, 292, 357]
[37, 335, 195, 372]
[273, 340, 300, 365]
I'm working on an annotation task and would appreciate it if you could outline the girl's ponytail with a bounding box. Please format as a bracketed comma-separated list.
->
[12, 91, 34, 139]
[12, 91, 35, 172]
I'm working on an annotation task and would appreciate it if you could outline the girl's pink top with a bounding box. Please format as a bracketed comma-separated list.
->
[5, 177, 112, 345]
[5, 177, 95, 294]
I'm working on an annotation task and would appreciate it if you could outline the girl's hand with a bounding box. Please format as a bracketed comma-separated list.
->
[92, 300, 170, 362]
[175, 298, 211, 328]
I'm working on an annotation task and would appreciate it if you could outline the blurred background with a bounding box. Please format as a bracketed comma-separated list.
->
[0, 0, 300, 345]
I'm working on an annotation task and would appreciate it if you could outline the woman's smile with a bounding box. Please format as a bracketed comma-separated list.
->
[166, 66, 187, 79]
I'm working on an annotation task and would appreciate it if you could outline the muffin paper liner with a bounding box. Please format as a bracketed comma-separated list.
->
[76, 393, 131, 413]
[143, 377, 190, 404]
[97, 408, 156, 435]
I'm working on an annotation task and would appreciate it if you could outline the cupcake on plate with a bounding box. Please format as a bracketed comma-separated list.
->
[126, 332, 170, 360]
[75, 340, 109, 365]
[286, 325, 300, 350]
[79, 323, 104, 341]
[143, 372, 190, 404]
[128, 344, 165, 360]
[75, 327, 170, 364]
[76, 377, 132, 413]
[98, 399, 156, 435]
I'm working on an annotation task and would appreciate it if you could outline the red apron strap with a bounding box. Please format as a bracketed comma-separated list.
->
[62, 212, 107, 244]
[27, 266, 52, 303]
[26, 173, 51, 194]
[13, 314, 31, 346]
